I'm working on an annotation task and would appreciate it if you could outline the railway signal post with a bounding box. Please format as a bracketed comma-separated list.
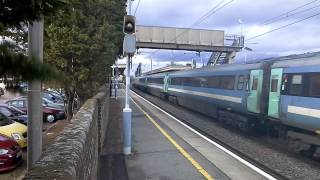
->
[123, 0, 136, 155]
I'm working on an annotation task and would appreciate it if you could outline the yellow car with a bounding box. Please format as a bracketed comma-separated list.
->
[0, 113, 27, 148]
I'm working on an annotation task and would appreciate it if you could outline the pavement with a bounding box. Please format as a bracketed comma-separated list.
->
[99, 90, 128, 180]
[99, 89, 228, 180]
[128, 92, 230, 180]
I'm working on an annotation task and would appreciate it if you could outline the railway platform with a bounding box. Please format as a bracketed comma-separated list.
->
[99, 88, 275, 180]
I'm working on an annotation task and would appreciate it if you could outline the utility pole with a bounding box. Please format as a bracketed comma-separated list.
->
[198, 52, 203, 67]
[27, 20, 43, 171]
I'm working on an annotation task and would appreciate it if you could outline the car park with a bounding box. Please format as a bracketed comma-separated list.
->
[5, 97, 65, 123]
[0, 134, 22, 172]
[0, 104, 27, 125]
[0, 113, 27, 148]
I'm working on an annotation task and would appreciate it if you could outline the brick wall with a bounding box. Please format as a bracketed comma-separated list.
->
[24, 87, 110, 180]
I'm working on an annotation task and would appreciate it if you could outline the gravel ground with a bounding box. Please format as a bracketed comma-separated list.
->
[132, 88, 320, 180]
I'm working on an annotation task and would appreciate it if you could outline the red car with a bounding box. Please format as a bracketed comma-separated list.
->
[0, 134, 22, 172]
[5, 97, 65, 123]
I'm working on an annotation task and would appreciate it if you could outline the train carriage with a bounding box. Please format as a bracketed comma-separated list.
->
[267, 56, 320, 154]
[166, 63, 270, 121]
[132, 53, 320, 158]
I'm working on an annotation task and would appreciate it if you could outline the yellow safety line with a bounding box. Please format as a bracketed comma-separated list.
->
[131, 98, 214, 180]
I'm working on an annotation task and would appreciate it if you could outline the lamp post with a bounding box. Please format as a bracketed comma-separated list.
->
[197, 52, 203, 67]
[183, 52, 203, 67]
[238, 18, 255, 64]
[238, 18, 243, 36]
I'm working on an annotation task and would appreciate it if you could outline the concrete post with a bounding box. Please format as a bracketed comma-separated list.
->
[123, 56, 132, 155]
[27, 20, 43, 171]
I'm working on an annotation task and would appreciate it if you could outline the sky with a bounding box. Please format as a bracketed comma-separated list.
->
[118, 0, 320, 73]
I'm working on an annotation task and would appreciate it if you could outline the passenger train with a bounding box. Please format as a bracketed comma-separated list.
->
[132, 53, 320, 159]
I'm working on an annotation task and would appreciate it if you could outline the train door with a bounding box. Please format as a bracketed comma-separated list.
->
[268, 68, 283, 118]
[247, 69, 263, 113]
[163, 75, 169, 93]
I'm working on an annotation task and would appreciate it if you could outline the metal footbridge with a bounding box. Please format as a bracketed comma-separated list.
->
[135, 25, 244, 65]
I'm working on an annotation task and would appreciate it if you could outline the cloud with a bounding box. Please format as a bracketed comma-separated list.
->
[127, 0, 320, 73]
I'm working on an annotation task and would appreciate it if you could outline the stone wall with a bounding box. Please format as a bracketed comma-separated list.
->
[24, 87, 110, 180]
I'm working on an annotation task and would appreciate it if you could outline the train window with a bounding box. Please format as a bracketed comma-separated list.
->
[171, 78, 176, 85]
[237, 75, 244, 90]
[289, 74, 303, 96]
[171, 77, 181, 85]
[171, 76, 235, 89]
[271, 79, 278, 92]
[199, 77, 208, 87]
[220, 76, 235, 90]
[139, 78, 145, 83]
[186, 77, 193, 86]
[180, 77, 189, 86]
[309, 74, 320, 97]
[252, 78, 258, 90]
[292, 75, 302, 84]
[190, 77, 200, 87]
[207, 76, 220, 88]
[149, 77, 163, 84]
[178, 78, 184, 85]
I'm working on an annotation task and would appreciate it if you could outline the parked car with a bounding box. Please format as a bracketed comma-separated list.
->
[16, 95, 64, 110]
[42, 97, 64, 110]
[0, 113, 27, 148]
[0, 87, 4, 96]
[0, 104, 27, 124]
[5, 97, 65, 123]
[45, 89, 65, 100]
[19, 82, 28, 89]
[43, 91, 65, 104]
[0, 134, 22, 172]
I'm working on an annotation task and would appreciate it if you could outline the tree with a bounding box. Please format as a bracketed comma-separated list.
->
[0, 0, 65, 80]
[0, 42, 59, 81]
[0, 0, 65, 29]
[45, 0, 125, 119]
